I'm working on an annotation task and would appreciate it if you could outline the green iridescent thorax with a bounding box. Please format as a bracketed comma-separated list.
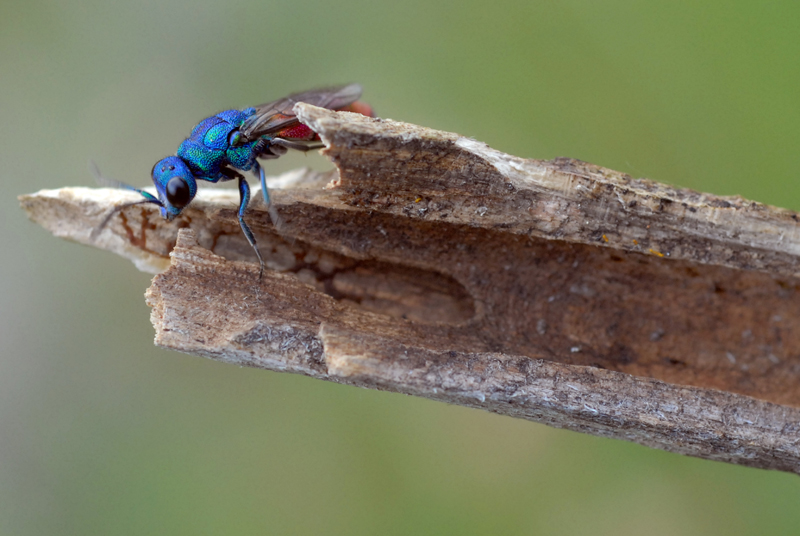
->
[176, 109, 260, 180]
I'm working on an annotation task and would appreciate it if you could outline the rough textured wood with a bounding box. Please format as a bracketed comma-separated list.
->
[20, 104, 800, 474]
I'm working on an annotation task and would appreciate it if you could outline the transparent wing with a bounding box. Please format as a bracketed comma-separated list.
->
[240, 83, 362, 141]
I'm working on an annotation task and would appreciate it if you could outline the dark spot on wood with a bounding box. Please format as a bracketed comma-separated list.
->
[664, 357, 687, 367]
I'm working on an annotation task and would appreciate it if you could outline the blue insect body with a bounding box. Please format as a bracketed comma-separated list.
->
[97, 84, 370, 277]
[178, 109, 261, 179]
[150, 108, 265, 222]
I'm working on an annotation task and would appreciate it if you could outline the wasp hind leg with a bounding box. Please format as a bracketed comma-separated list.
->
[251, 162, 282, 230]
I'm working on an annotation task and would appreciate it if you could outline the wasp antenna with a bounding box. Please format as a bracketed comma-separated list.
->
[89, 159, 140, 191]
[89, 159, 163, 207]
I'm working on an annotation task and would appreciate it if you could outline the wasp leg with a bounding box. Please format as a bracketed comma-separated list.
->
[253, 138, 283, 159]
[237, 177, 265, 279]
[267, 144, 288, 157]
[271, 138, 325, 152]
[252, 161, 282, 229]
[253, 161, 270, 205]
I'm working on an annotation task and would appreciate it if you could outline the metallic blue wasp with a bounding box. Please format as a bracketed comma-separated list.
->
[95, 83, 373, 276]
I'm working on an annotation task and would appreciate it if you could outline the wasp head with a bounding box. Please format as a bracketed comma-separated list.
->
[151, 156, 197, 220]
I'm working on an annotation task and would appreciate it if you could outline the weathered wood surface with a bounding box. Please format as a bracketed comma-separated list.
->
[20, 104, 800, 474]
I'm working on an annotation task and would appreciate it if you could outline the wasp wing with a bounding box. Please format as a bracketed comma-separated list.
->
[240, 83, 362, 141]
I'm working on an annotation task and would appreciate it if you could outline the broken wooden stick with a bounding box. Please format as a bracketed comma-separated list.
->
[20, 104, 800, 474]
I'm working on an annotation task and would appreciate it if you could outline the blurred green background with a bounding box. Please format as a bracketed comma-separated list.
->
[4, 0, 800, 534]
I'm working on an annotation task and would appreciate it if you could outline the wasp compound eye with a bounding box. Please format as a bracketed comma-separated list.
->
[166, 177, 191, 209]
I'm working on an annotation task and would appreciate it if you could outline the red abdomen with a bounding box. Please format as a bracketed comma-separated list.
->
[276, 101, 375, 141]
